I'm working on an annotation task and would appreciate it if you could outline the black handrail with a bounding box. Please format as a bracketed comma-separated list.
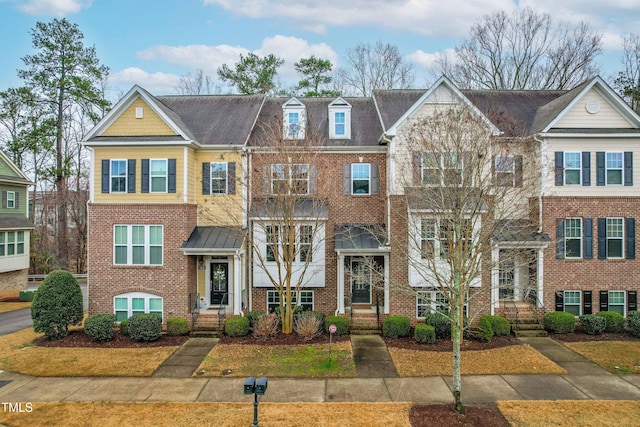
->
[218, 293, 229, 329]
[375, 294, 381, 329]
[508, 298, 519, 334]
[189, 292, 200, 331]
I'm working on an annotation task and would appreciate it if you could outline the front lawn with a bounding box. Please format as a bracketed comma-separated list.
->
[564, 341, 640, 374]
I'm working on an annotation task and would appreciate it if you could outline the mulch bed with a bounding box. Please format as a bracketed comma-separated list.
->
[33, 329, 189, 348]
[410, 404, 510, 427]
[550, 326, 639, 343]
[383, 335, 520, 351]
[220, 331, 351, 346]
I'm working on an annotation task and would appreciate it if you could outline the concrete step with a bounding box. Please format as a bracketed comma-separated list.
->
[514, 329, 548, 337]
[190, 329, 222, 338]
[350, 329, 382, 335]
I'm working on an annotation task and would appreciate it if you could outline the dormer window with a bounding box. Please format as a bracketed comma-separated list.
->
[283, 98, 306, 139]
[329, 98, 351, 139]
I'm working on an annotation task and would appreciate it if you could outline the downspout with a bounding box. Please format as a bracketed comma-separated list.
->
[533, 134, 546, 233]
[381, 133, 393, 244]
[335, 250, 341, 316]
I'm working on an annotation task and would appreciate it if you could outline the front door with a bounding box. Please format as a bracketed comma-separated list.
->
[210, 262, 229, 305]
[351, 258, 371, 304]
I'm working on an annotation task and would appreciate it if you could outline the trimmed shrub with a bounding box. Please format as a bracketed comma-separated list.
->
[324, 316, 349, 336]
[31, 270, 84, 340]
[301, 310, 325, 324]
[294, 311, 322, 341]
[477, 315, 495, 342]
[423, 313, 451, 339]
[19, 290, 35, 302]
[248, 311, 265, 327]
[579, 314, 606, 335]
[252, 313, 279, 339]
[383, 316, 410, 338]
[84, 314, 116, 342]
[627, 311, 640, 337]
[120, 319, 129, 336]
[225, 316, 250, 337]
[166, 317, 189, 336]
[486, 315, 511, 336]
[596, 311, 624, 333]
[544, 311, 576, 333]
[128, 313, 162, 342]
[414, 324, 436, 344]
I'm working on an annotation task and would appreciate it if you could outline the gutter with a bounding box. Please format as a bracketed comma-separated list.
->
[533, 134, 546, 233]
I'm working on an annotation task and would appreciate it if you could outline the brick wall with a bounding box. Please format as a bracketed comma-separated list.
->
[87, 203, 197, 320]
[0, 269, 28, 296]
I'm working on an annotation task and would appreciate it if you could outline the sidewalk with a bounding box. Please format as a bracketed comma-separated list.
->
[1, 336, 639, 404]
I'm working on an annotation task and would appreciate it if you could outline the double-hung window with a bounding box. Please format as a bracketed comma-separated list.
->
[351, 163, 370, 194]
[265, 224, 313, 263]
[495, 156, 515, 187]
[114, 293, 163, 322]
[299, 225, 313, 262]
[0, 231, 24, 256]
[271, 164, 309, 194]
[417, 290, 465, 318]
[563, 152, 582, 185]
[150, 159, 167, 193]
[114, 225, 163, 265]
[605, 152, 623, 185]
[607, 290, 625, 315]
[6, 192, 15, 208]
[563, 290, 581, 315]
[267, 290, 314, 312]
[421, 152, 463, 186]
[211, 162, 228, 194]
[288, 112, 300, 137]
[421, 219, 436, 259]
[420, 218, 472, 259]
[606, 218, 624, 258]
[334, 112, 345, 136]
[110, 160, 127, 192]
[564, 218, 582, 258]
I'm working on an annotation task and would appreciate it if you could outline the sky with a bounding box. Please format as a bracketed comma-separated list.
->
[0, 0, 638, 102]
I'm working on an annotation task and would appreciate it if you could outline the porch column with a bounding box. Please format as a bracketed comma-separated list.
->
[490, 246, 500, 315]
[384, 254, 390, 314]
[233, 253, 242, 315]
[537, 248, 544, 308]
[337, 253, 345, 314]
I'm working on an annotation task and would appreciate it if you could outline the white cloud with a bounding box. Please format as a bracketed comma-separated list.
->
[14, 0, 91, 16]
[256, 35, 338, 80]
[108, 67, 180, 95]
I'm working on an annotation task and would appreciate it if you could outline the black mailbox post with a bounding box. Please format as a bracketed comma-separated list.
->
[244, 376, 268, 426]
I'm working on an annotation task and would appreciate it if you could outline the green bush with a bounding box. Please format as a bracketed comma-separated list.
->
[627, 311, 640, 337]
[128, 313, 162, 341]
[30, 270, 84, 340]
[383, 316, 410, 338]
[19, 290, 35, 301]
[166, 317, 189, 336]
[544, 311, 576, 334]
[414, 324, 436, 344]
[486, 315, 511, 336]
[120, 319, 129, 336]
[84, 314, 116, 342]
[248, 311, 265, 327]
[224, 316, 250, 337]
[324, 316, 349, 335]
[596, 311, 624, 333]
[423, 313, 451, 339]
[477, 315, 495, 342]
[579, 314, 606, 335]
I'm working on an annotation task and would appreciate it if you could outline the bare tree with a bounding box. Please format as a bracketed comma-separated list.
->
[175, 69, 218, 95]
[340, 41, 414, 96]
[614, 34, 640, 113]
[436, 8, 602, 90]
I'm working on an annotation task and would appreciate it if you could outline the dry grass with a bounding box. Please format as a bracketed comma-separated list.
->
[389, 344, 567, 376]
[197, 341, 356, 378]
[0, 328, 178, 377]
[499, 400, 640, 426]
[0, 402, 413, 427]
[0, 301, 31, 313]
[564, 341, 640, 374]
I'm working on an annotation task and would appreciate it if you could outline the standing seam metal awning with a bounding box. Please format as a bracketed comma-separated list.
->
[180, 226, 245, 254]
[334, 224, 389, 253]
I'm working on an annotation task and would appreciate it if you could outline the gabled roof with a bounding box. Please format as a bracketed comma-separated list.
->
[0, 151, 33, 186]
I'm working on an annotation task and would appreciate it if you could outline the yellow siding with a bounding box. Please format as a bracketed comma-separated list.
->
[195, 151, 244, 227]
[555, 89, 631, 129]
[93, 147, 187, 203]
[102, 98, 177, 136]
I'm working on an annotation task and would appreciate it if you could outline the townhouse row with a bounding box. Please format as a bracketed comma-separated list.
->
[82, 76, 640, 327]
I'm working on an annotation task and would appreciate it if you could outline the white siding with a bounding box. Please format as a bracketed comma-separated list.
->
[554, 89, 631, 129]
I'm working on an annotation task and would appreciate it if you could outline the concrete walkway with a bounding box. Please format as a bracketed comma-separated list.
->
[1, 336, 640, 404]
[351, 335, 398, 378]
[152, 338, 218, 378]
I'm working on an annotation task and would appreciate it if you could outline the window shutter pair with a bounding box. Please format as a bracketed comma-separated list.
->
[491, 155, 523, 187]
[554, 290, 592, 314]
[262, 164, 316, 195]
[101, 159, 136, 193]
[343, 163, 379, 195]
[554, 152, 590, 186]
[1, 191, 18, 209]
[141, 159, 177, 193]
[595, 152, 633, 186]
[597, 217, 635, 260]
[556, 218, 593, 259]
[201, 162, 235, 195]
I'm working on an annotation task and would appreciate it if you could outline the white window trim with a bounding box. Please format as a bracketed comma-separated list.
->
[283, 99, 306, 140]
[563, 290, 582, 316]
[114, 292, 163, 322]
[110, 159, 127, 193]
[495, 155, 515, 187]
[351, 163, 371, 195]
[606, 217, 624, 259]
[266, 289, 314, 312]
[113, 224, 164, 266]
[6, 191, 15, 208]
[564, 218, 583, 259]
[417, 289, 467, 318]
[210, 162, 229, 194]
[563, 152, 582, 186]
[419, 217, 473, 260]
[0, 231, 25, 257]
[271, 164, 309, 195]
[421, 152, 464, 186]
[608, 290, 626, 316]
[150, 158, 168, 193]
[265, 223, 314, 264]
[605, 152, 624, 186]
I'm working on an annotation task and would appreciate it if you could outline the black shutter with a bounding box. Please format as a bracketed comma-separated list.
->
[1, 191, 6, 208]
[599, 290, 609, 312]
[555, 291, 564, 311]
[343, 163, 351, 194]
[514, 155, 523, 187]
[583, 218, 593, 259]
[556, 218, 565, 259]
[101, 159, 110, 193]
[582, 152, 591, 186]
[596, 152, 605, 186]
[127, 159, 136, 193]
[628, 291, 637, 312]
[597, 218, 606, 259]
[371, 163, 379, 195]
[168, 159, 176, 193]
[624, 152, 633, 186]
[413, 152, 422, 185]
[626, 217, 635, 260]
[228, 162, 236, 195]
[583, 291, 592, 315]
[308, 164, 317, 194]
[14, 192, 19, 209]
[555, 152, 564, 186]
[263, 165, 271, 194]
[202, 162, 210, 195]
[141, 159, 149, 193]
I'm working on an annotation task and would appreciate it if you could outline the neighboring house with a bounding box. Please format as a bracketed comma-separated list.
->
[83, 76, 640, 327]
[0, 151, 33, 295]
